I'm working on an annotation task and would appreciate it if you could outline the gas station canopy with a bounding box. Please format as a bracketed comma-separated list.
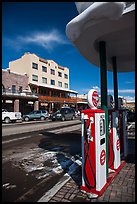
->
[66, 2, 135, 72]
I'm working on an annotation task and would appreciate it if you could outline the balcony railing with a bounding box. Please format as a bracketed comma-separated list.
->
[77, 98, 88, 103]
[39, 95, 78, 103]
[2, 89, 38, 98]
[2, 88, 88, 104]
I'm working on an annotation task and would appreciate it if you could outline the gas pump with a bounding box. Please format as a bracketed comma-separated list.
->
[108, 95, 121, 171]
[118, 97, 128, 158]
[81, 89, 107, 197]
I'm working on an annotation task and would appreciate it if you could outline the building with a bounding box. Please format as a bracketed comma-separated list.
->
[2, 69, 38, 114]
[76, 94, 89, 110]
[126, 100, 135, 111]
[7, 52, 78, 113]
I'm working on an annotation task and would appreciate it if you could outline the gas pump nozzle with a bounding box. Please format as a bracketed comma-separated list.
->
[87, 117, 94, 143]
[87, 127, 92, 143]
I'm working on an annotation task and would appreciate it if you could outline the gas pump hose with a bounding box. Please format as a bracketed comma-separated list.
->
[108, 136, 115, 168]
[83, 140, 96, 189]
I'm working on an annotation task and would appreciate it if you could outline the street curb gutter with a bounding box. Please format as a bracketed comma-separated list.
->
[38, 159, 82, 202]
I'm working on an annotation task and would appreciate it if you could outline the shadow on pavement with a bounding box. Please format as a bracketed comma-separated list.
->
[38, 131, 82, 186]
[126, 138, 135, 164]
[126, 154, 135, 164]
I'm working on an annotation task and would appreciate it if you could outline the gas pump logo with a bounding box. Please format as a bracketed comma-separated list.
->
[100, 149, 106, 165]
[116, 139, 120, 151]
[92, 91, 99, 107]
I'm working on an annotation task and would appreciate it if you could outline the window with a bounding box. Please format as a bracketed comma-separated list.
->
[42, 77, 47, 84]
[64, 74, 68, 79]
[58, 72, 62, 77]
[50, 69, 55, 75]
[12, 85, 16, 93]
[42, 66, 47, 72]
[19, 86, 22, 93]
[51, 79, 55, 85]
[64, 83, 68, 88]
[58, 81, 62, 87]
[36, 110, 41, 114]
[2, 84, 5, 93]
[32, 88, 36, 93]
[32, 62, 38, 69]
[32, 74, 38, 81]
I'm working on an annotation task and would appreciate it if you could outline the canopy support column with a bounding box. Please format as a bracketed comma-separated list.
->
[112, 56, 118, 109]
[99, 41, 108, 177]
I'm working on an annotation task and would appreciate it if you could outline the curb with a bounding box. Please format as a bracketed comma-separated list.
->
[38, 159, 82, 202]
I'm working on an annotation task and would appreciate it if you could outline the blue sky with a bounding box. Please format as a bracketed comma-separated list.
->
[2, 2, 135, 101]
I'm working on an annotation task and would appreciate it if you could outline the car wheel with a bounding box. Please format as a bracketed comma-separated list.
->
[40, 116, 45, 121]
[71, 115, 75, 120]
[61, 116, 65, 121]
[4, 117, 10, 124]
[24, 117, 29, 122]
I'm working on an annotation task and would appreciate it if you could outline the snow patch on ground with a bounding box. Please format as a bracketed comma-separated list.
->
[6, 145, 81, 180]
[3, 183, 16, 189]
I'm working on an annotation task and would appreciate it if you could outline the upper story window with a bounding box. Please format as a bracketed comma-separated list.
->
[2, 84, 5, 93]
[32, 74, 38, 81]
[42, 77, 47, 84]
[12, 85, 16, 93]
[51, 79, 55, 85]
[64, 74, 68, 79]
[42, 66, 47, 72]
[58, 72, 62, 77]
[58, 81, 62, 87]
[32, 62, 38, 69]
[64, 83, 68, 88]
[19, 86, 22, 93]
[50, 69, 55, 75]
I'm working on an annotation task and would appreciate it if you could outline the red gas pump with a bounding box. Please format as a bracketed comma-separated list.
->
[108, 95, 121, 171]
[81, 89, 107, 197]
[118, 97, 128, 158]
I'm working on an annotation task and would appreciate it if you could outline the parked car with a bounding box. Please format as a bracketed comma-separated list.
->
[50, 107, 75, 121]
[2, 109, 22, 123]
[22, 110, 49, 122]
[61, 107, 80, 118]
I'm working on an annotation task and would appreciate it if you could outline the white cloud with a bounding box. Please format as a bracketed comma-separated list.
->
[108, 89, 135, 94]
[3, 29, 70, 51]
[77, 87, 135, 95]
[125, 81, 134, 84]
[77, 86, 100, 94]
[77, 88, 90, 94]
[92, 86, 100, 92]
[119, 95, 135, 102]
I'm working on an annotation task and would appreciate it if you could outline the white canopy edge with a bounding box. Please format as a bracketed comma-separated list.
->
[66, 2, 135, 72]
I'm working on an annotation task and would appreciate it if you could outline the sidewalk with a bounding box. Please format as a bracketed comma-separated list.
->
[48, 155, 135, 202]
[38, 137, 135, 202]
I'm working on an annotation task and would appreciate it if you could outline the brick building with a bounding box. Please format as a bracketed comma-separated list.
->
[2, 69, 38, 114]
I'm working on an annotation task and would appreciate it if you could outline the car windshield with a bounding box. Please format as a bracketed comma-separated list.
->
[60, 109, 66, 114]
[29, 111, 35, 114]
[55, 110, 60, 114]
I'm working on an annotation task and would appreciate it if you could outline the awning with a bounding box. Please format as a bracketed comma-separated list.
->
[66, 2, 135, 72]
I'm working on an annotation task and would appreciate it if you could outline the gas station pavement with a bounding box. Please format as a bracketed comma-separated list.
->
[39, 138, 135, 202]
